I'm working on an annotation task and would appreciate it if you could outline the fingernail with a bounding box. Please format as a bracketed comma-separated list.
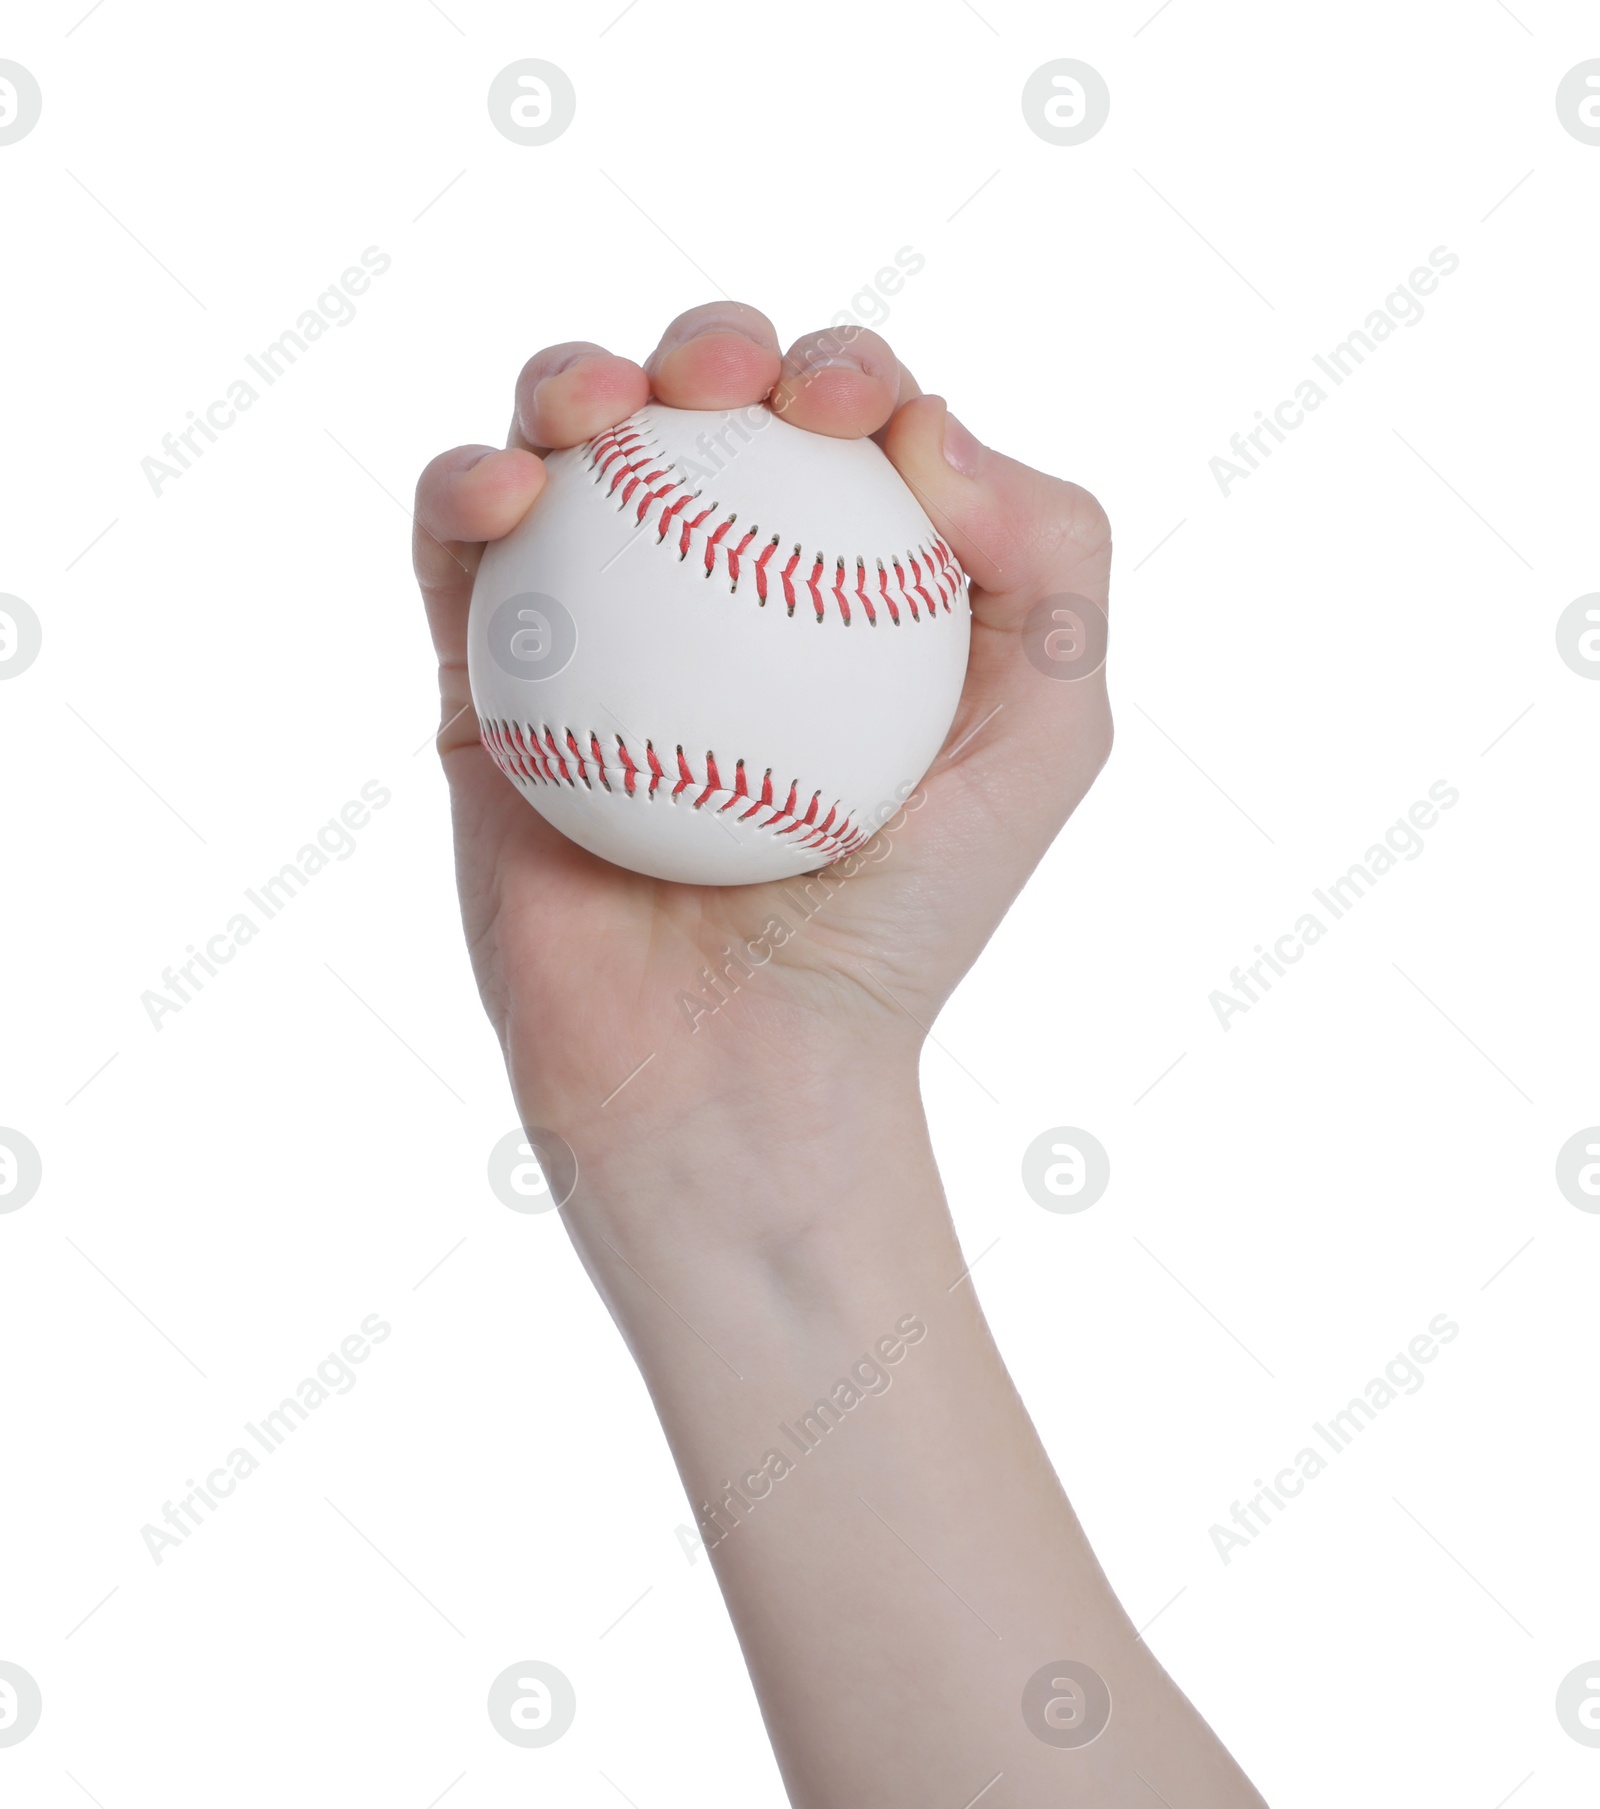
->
[528, 352, 602, 416]
[795, 354, 864, 374]
[660, 319, 770, 357]
[784, 342, 869, 386]
[942, 407, 983, 476]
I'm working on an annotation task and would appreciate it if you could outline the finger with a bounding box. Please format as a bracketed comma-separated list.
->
[643, 301, 784, 408]
[770, 326, 919, 439]
[510, 343, 649, 454]
[413, 445, 545, 752]
[873, 394, 1114, 899]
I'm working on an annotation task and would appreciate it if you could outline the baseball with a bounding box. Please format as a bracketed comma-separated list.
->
[468, 402, 972, 885]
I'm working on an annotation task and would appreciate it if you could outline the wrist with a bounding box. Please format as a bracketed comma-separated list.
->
[520, 1011, 915, 1208]
[556, 1069, 975, 1472]
[544, 1040, 943, 1306]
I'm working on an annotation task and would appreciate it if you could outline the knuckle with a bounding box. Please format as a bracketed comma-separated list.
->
[1016, 480, 1113, 596]
[1057, 481, 1112, 559]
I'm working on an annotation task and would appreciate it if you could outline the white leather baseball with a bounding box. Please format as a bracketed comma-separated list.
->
[468, 402, 972, 885]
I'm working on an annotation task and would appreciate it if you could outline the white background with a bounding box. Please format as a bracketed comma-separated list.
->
[2, 1, 1597, 1804]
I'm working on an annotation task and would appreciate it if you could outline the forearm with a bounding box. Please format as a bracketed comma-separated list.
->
[560, 1064, 1265, 1808]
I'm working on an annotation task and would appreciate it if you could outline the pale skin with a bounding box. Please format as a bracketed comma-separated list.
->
[413, 302, 1267, 1807]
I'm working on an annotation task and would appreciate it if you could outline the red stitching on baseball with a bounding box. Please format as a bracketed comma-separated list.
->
[479, 719, 867, 860]
[741, 769, 775, 822]
[722, 758, 749, 812]
[877, 560, 900, 626]
[808, 555, 827, 623]
[656, 490, 695, 542]
[703, 514, 736, 576]
[680, 501, 718, 560]
[831, 558, 850, 626]
[583, 418, 967, 626]
[616, 736, 640, 795]
[754, 536, 778, 603]
[728, 526, 758, 587]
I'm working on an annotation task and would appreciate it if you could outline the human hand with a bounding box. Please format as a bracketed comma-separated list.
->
[412, 302, 1112, 1194]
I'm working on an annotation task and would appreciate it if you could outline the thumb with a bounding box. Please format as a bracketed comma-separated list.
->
[882, 392, 1112, 631]
[877, 394, 1115, 894]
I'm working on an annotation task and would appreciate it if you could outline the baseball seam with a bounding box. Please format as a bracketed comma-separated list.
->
[585, 416, 967, 627]
[480, 718, 870, 859]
